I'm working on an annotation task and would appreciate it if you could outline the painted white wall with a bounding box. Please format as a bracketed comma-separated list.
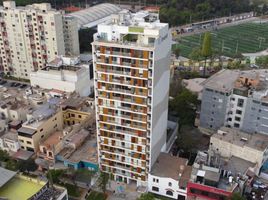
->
[148, 174, 187, 199]
[30, 66, 93, 96]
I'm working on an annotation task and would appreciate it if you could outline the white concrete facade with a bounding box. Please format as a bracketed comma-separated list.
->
[30, 56, 93, 97]
[0, 1, 79, 79]
[92, 11, 171, 186]
[0, 133, 20, 152]
[148, 175, 187, 199]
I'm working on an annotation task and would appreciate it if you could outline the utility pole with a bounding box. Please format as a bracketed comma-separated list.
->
[221, 39, 224, 52]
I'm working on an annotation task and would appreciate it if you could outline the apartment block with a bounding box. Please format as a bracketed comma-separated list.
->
[0, 1, 79, 79]
[200, 69, 268, 135]
[92, 11, 171, 185]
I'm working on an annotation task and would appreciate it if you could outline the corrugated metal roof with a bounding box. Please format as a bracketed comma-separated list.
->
[0, 167, 16, 187]
[67, 3, 121, 28]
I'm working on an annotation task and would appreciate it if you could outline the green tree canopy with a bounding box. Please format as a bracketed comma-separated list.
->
[201, 32, 212, 58]
[98, 171, 109, 194]
[0, 149, 10, 162]
[169, 88, 198, 127]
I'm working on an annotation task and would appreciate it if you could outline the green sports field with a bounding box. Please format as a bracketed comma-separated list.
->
[175, 22, 268, 58]
[0, 177, 44, 200]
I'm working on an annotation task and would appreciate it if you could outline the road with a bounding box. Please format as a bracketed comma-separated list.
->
[173, 17, 260, 39]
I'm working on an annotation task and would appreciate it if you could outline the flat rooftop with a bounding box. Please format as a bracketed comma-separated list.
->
[40, 131, 63, 148]
[17, 126, 36, 136]
[60, 133, 98, 164]
[201, 69, 240, 92]
[222, 156, 256, 175]
[213, 127, 268, 152]
[150, 153, 191, 182]
[0, 176, 46, 200]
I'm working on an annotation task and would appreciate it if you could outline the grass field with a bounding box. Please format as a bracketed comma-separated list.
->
[174, 22, 268, 58]
[0, 177, 44, 200]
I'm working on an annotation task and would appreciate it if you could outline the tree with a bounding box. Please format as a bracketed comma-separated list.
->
[98, 171, 109, 194]
[189, 47, 204, 61]
[47, 169, 65, 184]
[137, 193, 155, 200]
[231, 193, 246, 200]
[256, 55, 268, 67]
[17, 158, 38, 172]
[5, 159, 18, 171]
[169, 88, 198, 129]
[0, 149, 10, 162]
[174, 47, 181, 58]
[201, 32, 212, 76]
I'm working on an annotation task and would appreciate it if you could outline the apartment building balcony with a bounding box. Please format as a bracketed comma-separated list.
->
[99, 124, 146, 138]
[0, 22, 6, 28]
[97, 74, 148, 88]
[96, 58, 148, 70]
[100, 148, 147, 165]
[32, 53, 37, 58]
[98, 46, 152, 59]
[37, 16, 43, 21]
[100, 146, 146, 163]
[100, 141, 145, 156]
[101, 159, 146, 175]
[2, 31, 7, 37]
[98, 92, 147, 106]
[98, 85, 147, 97]
[99, 131, 147, 145]
[99, 103, 147, 116]
[102, 155, 147, 169]
[99, 111, 146, 123]
[101, 117, 147, 131]
[94, 35, 154, 49]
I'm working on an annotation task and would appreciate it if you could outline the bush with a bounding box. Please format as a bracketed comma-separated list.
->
[63, 183, 80, 197]
[87, 191, 106, 200]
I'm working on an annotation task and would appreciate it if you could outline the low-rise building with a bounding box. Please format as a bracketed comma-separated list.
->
[38, 131, 64, 161]
[148, 153, 192, 200]
[187, 151, 256, 200]
[17, 103, 63, 152]
[30, 56, 93, 97]
[0, 131, 20, 152]
[56, 128, 98, 171]
[210, 127, 268, 174]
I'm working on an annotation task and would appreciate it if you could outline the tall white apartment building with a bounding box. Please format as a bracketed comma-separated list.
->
[0, 1, 79, 79]
[92, 11, 171, 185]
